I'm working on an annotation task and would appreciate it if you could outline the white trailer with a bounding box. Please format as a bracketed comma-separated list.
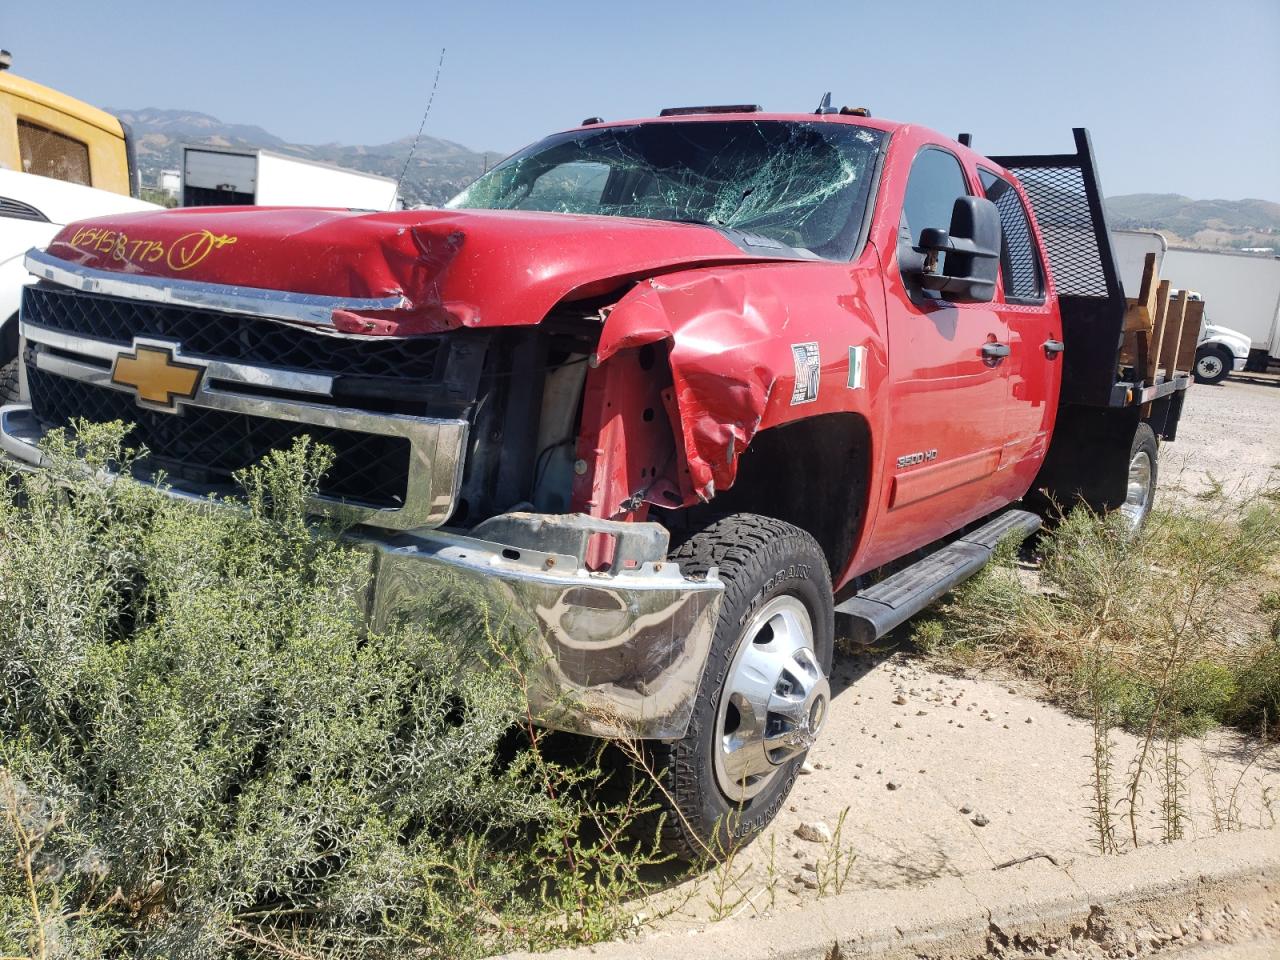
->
[181, 146, 398, 210]
[1113, 230, 1280, 372]
[1161, 247, 1280, 368]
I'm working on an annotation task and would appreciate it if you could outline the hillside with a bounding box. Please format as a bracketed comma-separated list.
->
[111, 107, 505, 206]
[1105, 193, 1280, 251]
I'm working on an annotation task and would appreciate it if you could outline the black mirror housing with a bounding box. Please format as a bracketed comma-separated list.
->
[911, 196, 1001, 303]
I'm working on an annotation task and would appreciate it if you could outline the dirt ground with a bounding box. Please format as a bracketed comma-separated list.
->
[1161, 372, 1280, 499]
[646, 375, 1280, 931]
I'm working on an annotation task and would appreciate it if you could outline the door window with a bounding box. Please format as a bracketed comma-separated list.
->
[902, 147, 970, 245]
[979, 169, 1045, 304]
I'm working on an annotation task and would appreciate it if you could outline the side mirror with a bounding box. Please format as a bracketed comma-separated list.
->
[910, 196, 1001, 303]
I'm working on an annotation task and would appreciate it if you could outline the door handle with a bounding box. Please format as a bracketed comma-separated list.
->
[981, 342, 1011, 360]
[1042, 339, 1065, 357]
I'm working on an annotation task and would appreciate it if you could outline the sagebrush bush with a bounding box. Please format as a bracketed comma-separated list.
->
[0, 423, 663, 960]
[1229, 637, 1280, 734]
[915, 496, 1280, 736]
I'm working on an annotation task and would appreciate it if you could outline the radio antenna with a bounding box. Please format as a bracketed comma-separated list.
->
[392, 46, 446, 209]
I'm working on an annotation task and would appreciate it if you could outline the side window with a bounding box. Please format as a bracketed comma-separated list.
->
[17, 119, 91, 186]
[979, 168, 1045, 303]
[902, 147, 970, 244]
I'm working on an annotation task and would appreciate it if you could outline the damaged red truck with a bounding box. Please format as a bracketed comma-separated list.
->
[1, 106, 1191, 857]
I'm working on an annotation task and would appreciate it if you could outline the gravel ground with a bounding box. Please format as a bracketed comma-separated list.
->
[646, 376, 1280, 932]
[1160, 373, 1280, 499]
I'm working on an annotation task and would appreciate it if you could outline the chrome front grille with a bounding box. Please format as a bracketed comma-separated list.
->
[25, 355, 415, 508]
[17, 251, 471, 530]
[21, 284, 450, 380]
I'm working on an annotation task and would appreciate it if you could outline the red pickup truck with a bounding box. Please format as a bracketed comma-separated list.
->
[1, 106, 1190, 857]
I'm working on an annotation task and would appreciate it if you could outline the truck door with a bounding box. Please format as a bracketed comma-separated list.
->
[977, 167, 1060, 494]
[880, 145, 1012, 556]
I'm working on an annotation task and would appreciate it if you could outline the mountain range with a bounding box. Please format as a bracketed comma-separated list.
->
[1103, 193, 1280, 250]
[112, 108, 1279, 249]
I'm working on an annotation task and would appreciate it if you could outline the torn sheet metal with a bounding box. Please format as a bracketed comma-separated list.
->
[591, 260, 890, 504]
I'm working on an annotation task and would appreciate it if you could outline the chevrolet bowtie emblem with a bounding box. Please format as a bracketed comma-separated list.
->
[111, 342, 205, 412]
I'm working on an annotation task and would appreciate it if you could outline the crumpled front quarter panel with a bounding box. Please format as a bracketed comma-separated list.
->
[596, 254, 890, 503]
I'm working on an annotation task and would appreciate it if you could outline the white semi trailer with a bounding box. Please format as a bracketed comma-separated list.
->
[181, 146, 399, 210]
[1112, 230, 1280, 380]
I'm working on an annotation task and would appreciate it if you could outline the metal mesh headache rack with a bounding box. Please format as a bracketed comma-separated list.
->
[991, 129, 1194, 411]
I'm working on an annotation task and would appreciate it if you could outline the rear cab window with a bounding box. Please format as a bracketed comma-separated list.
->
[17, 118, 91, 186]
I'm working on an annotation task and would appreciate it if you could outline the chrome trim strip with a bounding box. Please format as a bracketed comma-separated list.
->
[21, 321, 336, 397]
[24, 247, 409, 328]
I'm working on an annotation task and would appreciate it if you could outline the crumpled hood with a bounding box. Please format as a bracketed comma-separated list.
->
[45, 205, 783, 335]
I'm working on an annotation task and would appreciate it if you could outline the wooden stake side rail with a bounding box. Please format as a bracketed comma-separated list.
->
[1117, 249, 1205, 390]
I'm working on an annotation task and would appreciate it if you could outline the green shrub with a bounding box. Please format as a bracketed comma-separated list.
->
[0, 423, 662, 959]
[1229, 637, 1280, 734]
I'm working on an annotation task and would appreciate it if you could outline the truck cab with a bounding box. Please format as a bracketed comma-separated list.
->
[1, 106, 1190, 857]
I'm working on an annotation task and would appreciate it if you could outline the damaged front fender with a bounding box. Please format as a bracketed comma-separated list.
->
[590, 259, 889, 505]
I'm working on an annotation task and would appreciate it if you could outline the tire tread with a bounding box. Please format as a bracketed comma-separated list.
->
[650, 513, 832, 860]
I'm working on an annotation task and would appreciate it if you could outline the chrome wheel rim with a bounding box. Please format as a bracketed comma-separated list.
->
[1119, 449, 1153, 532]
[1197, 354, 1224, 379]
[714, 595, 829, 802]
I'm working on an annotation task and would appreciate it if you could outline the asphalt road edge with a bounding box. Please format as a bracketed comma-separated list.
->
[499, 827, 1279, 960]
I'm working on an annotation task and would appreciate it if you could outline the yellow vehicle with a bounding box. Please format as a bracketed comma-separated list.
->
[0, 52, 137, 197]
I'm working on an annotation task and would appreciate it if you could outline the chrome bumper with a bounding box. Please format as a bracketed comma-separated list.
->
[0, 403, 722, 740]
[366, 526, 721, 739]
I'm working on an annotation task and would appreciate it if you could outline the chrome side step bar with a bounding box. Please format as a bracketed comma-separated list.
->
[835, 509, 1042, 645]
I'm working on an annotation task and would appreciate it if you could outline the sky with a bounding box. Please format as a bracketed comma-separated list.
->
[4, 0, 1278, 200]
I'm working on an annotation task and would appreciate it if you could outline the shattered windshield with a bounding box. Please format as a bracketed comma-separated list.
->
[446, 120, 884, 261]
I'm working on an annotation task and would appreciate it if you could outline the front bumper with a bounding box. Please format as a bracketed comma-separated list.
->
[0, 403, 722, 740]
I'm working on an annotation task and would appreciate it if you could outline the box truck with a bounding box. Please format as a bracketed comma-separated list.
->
[1161, 246, 1280, 371]
[181, 146, 398, 210]
[1113, 230, 1280, 381]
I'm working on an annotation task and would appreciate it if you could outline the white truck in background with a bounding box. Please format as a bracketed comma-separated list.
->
[1112, 229, 1280, 384]
[181, 146, 399, 210]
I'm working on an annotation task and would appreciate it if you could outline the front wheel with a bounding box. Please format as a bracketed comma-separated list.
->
[649, 514, 834, 860]
[1194, 345, 1232, 385]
